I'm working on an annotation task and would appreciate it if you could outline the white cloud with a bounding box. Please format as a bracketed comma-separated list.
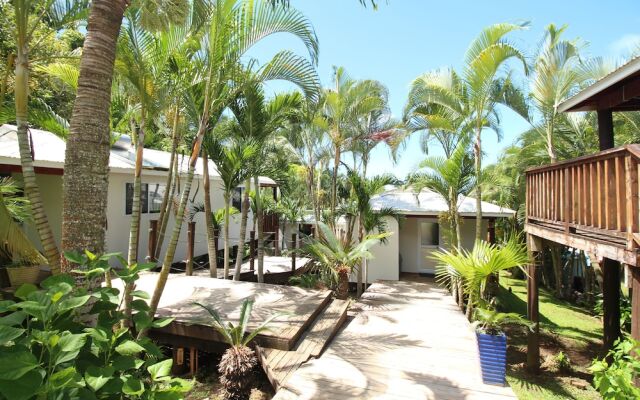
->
[609, 34, 640, 58]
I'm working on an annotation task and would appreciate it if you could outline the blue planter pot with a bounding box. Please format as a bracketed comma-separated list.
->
[476, 331, 507, 386]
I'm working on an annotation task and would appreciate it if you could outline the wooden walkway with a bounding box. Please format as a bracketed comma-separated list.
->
[273, 280, 517, 400]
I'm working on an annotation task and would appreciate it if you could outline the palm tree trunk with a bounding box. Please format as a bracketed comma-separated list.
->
[142, 115, 208, 339]
[474, 127, 483, 242]
[336, 267, 349, 300]
[234, 179, 250, 281]
[254, 175, 265, 283]
[223, 193, 231, 280]
[14, 44, 61, 273]
[331, 145, 341, 221]
[128, 126, 145, 265]
[155, 107, 180, 260]
[62, 0, 128, 271]
[203, 151, 217, 278]
[356, 219, 364, 297]
[546, 119, 558, 163]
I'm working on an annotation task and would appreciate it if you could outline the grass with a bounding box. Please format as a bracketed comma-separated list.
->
[498, 272, 603, 400]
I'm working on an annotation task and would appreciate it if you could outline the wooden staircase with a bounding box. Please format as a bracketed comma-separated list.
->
[257, 299, 349, 390]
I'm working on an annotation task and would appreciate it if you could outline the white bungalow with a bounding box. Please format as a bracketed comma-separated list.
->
[365, 186, 515, 282]
[0, 124, 278, 264]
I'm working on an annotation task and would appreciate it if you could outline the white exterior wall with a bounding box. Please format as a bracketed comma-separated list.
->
[15, 170, 255, 265]
[366, 216, 399, 282]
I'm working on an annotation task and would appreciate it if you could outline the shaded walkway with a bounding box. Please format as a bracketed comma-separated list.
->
[274, 280, 517, 399]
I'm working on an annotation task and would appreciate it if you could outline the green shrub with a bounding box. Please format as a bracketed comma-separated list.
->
[0, 251, 192, 400]
[555, 351, 572, 373]
[590, 337, 640, 400]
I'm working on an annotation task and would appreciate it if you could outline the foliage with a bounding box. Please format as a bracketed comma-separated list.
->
[0, 189, 46, 266]
[473, 307, 533, 335]
[289, 273, 324, 289]
[0, 251, 191, 400]
[593, 293, 632, 333]
[195, 298, 281, 400]
[554, 351, 572, 374]
[590, 337, 640, 400]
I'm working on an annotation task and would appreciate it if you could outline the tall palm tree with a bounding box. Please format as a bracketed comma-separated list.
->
[142, 0, 320, 332]
[205, 138, 258, 280]
[61, 0, 189, 271]
[406, 23, 529, 241]
[322, 67, 386, 220]
[530, 24, 582, 163]
[12, 0, 87, 274]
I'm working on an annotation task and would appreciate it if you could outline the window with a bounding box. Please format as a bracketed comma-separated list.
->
[420, 222, 439, 247]
[148, 183, 165, 213]
[232, 187, 242, 210]
[125, 183, 160, 215]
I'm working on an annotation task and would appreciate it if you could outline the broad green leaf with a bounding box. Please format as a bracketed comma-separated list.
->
[49, 367, 78, 389]
[133, 312, 153, 331]
[0, 311, 26, 326]
[115, 340, 145, 356]
[0, 300, 15, 313]
[41, 274, 75, 289]
[151, 317, 174, 329]
[131, 299, 150, 312]
[112, 355, 144, 371]
[14, 284, 38, 300]
[131, 290, 150, 299]
[147, 359, 172, 381]
[57, 333, 87, 352]
[63, 251, 84, 265]
[0, 349, 38, 380]
[0, 370, 42, 400]
[84, 365, 114, 391]
[85, 327, 109, 343]
[0, 325, 25, 344]
[122, 376, 144, 396]
[58, 295, 91, 313]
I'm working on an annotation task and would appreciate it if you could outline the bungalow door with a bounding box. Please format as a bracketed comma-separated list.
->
[417, 220, 440, 274]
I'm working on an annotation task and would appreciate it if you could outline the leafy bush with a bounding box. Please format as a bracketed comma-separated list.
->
[590, 337, 640, 400]
[0, 251, 192, 400]
[472, 307, 533, 335]
[555, 351, 572, 373]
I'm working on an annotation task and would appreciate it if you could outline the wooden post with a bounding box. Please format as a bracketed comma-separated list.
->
[291, 233, 297, 272]
[186, 221, 196, 276]
[249, 231, 255, 271]
[148, 219, 158, 262]
[527, 234, 542, 373]
[631, 267, 640, 344]
[597, 109, 615, 151]
[213, 228, 219, 269]
[189, 348, 198, 376]
[602, 258, 622, 355]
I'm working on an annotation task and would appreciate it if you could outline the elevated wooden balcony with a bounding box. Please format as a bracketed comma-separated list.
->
[525, 144, 640, 266]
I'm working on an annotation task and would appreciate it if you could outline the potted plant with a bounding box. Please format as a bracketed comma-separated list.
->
[473, 308, 533, 385]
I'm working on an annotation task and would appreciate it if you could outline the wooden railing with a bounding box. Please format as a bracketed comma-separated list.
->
[526, 144, 640, 250]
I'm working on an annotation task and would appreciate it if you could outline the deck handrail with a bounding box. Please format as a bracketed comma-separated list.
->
[525, 144, 640, 252]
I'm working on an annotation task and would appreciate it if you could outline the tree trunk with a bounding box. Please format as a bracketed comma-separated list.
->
[254, 176, 265, 283]
[474, 127, 482, 242]
[155, 108, 180, 260]
[223, 193, 231, 280]
[330, 144, 341, 222]
[128, 125, 144, 265]
[550, 243, 563, 298]
[62, 0, 128, 271]
[356, 218, 364, 298]
[336, 267, 349, 300]
[234, 180, 250, 281]
[14, 45, 61, 273]
[203, 151, 217, 278]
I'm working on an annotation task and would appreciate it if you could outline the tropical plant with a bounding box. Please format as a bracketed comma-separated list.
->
[144, 0, 320, 334]
[590, 337, 640, 400]
[472, 307, 533, 335]
[0, 190, 46, 266]
[289, 273, 324, 289]
[11, 0, 88, 274]
[0, 252, 190, 400]
[0, 176, 30, 222]
[195, 298, 281, 400]
[305, 222, 389, 299]
[432, 237, 529, 318]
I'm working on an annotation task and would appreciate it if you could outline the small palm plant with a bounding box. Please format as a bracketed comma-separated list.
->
[473, 308, 533, 336]
[432, 237, 529, 318]
[195, 298, 281, 400]
[305, 222, 389, 299]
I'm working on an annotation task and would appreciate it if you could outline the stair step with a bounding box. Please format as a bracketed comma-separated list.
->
[257, 299, 350, 391]
[296, 299, 349, 359]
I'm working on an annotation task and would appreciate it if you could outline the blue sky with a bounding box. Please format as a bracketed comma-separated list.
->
[250, 0, 640, 178]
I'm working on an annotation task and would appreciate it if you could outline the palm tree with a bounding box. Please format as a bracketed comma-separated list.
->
[205, 138, 258, 280]
[432, 238, 529, 319]
[143, 0, 320, 332]
[407, 23, 529, 241]
[12, 0, 87, 274]
[306, 222, 389, 299]
[195, 298, 281, 400]
[322, 67, 387, 220]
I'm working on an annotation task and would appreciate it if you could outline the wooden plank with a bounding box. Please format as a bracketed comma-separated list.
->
[616, 156, 627, 232]
[591, 162, 597, 228]
[597, 160, 604, 228]
[584, 163, 591, 226]
[627, 156, 639, 250]
[605, 158, 616, 230]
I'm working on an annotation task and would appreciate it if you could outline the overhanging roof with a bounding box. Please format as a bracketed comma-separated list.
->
[558, 56, 640, 113]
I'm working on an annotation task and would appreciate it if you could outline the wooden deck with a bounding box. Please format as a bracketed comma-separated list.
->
[113, 273, 331, 351]
[193, 256, 312, 280]
[273, 280, 517, 400]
